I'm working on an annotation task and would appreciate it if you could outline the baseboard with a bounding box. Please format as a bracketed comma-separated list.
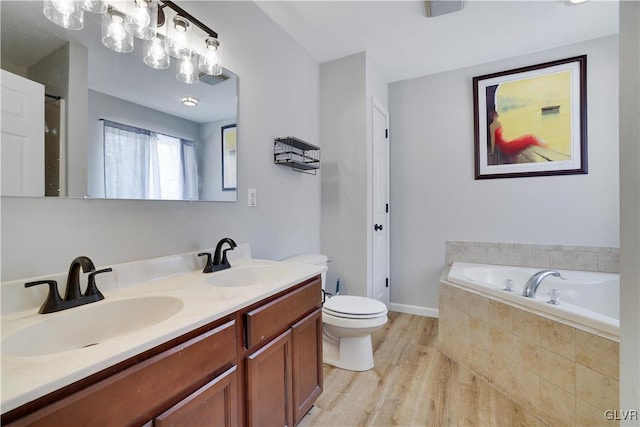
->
[388, 303, 438, 318]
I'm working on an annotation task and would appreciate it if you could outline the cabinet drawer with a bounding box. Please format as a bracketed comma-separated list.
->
[9, 320, 237, 427]
[154, 366, 238, 427]
[245, 277, 321, 349]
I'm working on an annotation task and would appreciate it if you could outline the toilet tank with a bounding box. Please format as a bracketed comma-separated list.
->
[281, 254, 328, 290]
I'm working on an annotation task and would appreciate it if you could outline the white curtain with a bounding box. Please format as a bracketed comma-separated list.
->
[103, 120, 198, 200]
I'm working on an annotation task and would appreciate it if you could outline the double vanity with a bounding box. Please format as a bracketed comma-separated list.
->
[1, 244, 325, 426]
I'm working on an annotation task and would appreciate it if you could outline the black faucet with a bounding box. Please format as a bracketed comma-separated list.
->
[25, 256, 112, 314]
[198, 252, 214, 273]
[212, 238, 237, 272]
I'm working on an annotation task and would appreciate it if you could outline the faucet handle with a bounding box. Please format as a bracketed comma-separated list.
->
[25, 280, 63, 314]
[84, 268, 112, 301]
[198, 252, 214, 273]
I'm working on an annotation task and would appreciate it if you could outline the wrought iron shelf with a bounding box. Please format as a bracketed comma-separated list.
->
[274, 137, 320, 175]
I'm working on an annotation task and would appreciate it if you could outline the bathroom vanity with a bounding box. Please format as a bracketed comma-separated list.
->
[1, 254, 324, 426]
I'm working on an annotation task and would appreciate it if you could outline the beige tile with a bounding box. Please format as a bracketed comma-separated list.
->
[468, 339, 490, 377]
[488, 350, 513, 398]
[439, 284, 454, 306]
[489, 326, 514, 360]
[512, 364, 542, 413]
[513, 310, 543, 344]
[513, 335, 541, 375]
[490, 300, 514, 332]
[448, 285, 469, 311]
[527, 249, 551, 268]
[576, 398, 619, 427]
[469, 317, 490, 350]
[541, 379, 576, 426]
[540, 349, 576, 394]
[575, 330, 619, 381]
[540, 318, 576, 361]
[597, 251, 620, 273]
[463, 291, 490, 322]
[445, 305, 470, 337]
[549, 251, 575, 270]
[573, 251, 599, 271]
[576, 365, 619, 412]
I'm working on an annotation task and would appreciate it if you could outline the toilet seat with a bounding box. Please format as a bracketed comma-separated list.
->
[323, 295, 387, 319]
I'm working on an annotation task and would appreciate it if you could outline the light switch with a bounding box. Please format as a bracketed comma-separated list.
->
[248, 188, 257, 206]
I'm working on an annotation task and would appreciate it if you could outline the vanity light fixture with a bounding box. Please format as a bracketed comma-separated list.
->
[43, 0, 223, 84]
[181, 97, 198, 107]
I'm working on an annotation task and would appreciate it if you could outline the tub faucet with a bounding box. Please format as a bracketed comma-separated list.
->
[213, 238, 237, 272]
[522, 269, 564, 298]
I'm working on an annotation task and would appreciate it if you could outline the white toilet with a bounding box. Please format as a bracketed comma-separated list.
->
[282, 254, 388, 372]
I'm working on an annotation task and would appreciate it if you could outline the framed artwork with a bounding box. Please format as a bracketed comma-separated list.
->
[473, 55, 587, 179]
[221, 124, 237, 191]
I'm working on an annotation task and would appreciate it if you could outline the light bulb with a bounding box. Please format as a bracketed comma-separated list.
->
[176, 54, 199, 84]
[125, 0, 157, 40]
[199, 37, 223, 76]
[43, 0, 84, 30]
[144, 37, 170, 69]
[102, 8, 133, 52]
[53, 0, 75, 14]
[108, 16, 126, 41]
[164, 16, 191, 59]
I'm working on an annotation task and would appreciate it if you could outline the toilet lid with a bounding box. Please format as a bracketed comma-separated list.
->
[323, 295, 387, 319]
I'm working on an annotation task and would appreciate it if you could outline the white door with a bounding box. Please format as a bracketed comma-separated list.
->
[1, 69, 45, 197]
[372, 98, 390, 306]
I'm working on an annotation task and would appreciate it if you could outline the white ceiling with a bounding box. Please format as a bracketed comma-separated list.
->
[255, 0, 620, 83]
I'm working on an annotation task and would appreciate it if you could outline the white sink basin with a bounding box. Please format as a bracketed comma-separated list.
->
[204, 265, 295, 287]
[2, 296, 184, 357]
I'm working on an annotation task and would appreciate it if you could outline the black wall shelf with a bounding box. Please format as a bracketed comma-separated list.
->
[274, 137, 320, 174]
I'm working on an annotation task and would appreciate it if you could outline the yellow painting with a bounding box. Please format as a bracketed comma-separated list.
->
[473, 56, 587, 179]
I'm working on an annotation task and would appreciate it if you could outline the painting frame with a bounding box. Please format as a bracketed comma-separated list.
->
[473, 55, 587, 179]
[221, 124, 237, 191]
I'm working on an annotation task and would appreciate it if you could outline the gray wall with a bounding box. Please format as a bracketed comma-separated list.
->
[618, 0, 640, 416]
[389, 35, 620, 313]
[1, 1, 320, 281]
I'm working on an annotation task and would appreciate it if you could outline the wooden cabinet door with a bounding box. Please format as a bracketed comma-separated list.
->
[291, 308, 323, 425]
[245, 330, 293, 427]
[154, 366, 238, 427]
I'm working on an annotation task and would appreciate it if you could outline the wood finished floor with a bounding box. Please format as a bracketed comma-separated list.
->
[298, 312, 545, 427]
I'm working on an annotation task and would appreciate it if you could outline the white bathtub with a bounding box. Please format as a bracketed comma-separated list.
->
[446, 262, 620, 337]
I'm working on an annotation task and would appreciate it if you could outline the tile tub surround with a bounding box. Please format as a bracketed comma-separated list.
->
[438, 282, 620, 427]
[446, 241, 620, 273]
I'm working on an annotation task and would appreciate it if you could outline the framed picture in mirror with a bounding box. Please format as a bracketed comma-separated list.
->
[222, 124, 237, 191]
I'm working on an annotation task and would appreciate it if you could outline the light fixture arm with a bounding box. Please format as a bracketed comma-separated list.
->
[161, 1, 218, 39]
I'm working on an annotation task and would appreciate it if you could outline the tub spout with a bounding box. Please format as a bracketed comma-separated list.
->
[522, 270, 564, 298]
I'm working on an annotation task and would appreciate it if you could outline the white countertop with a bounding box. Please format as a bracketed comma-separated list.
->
[1, 256, 325, 414]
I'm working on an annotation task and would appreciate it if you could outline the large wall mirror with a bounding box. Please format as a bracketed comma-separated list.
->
[1, 1, 238, 202]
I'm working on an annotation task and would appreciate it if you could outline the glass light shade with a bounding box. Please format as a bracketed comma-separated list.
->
[125, 0, 157, 40]
[198, 37, 223, 76]
[102, 8, 134, 53]
[143, 36, 170, 69]
[81, 0, 107, 13]
[163, 15, 192, 59]
[176, 53, 199, 84]
[43, 0, 84, 30]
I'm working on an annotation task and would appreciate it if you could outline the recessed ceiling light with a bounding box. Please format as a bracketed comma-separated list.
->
[181, 96, 199, 107]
